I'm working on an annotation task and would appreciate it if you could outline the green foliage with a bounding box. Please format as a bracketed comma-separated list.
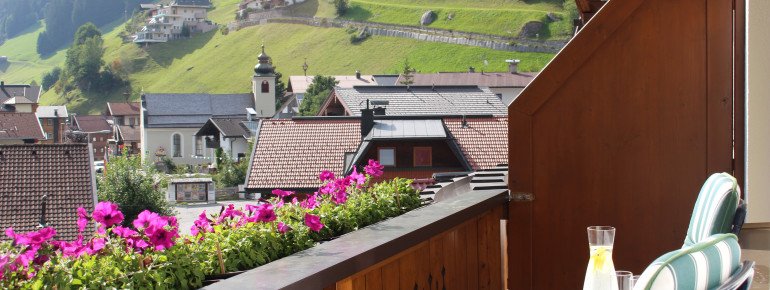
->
[213, 152, 249, 188]
[73, 22, 102, 45]
[399, 58, 415, 85]
[334, 0, 348, 16]
[41, 67, 62, 91]
[274, 68, 287, 109]
[97, 151, 175, 226]
[563, 0, 579, 22]
[26, 238, 206, 289]
[194, 178, 421, 274]
[298, 75, 338, 116]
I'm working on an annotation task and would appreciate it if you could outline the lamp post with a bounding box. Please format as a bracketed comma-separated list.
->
[302, 58, 308, 77]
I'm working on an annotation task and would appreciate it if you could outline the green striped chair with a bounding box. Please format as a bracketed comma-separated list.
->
[633, 233, 753, 290]
[683, 173, 743, 247]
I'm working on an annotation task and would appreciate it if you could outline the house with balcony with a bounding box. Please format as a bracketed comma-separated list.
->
[194, 116, 257, 163]
[106, 102, 141, 155]
[71, 115, 113, 161]
[134, 0, 216, 44]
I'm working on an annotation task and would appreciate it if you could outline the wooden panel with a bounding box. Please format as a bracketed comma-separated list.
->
[336, 279, 353, 290]
[331, 207, 504, 290]
[429, 232, 444, 289]
[364, 269, 382, 290]
[507, 0, 738, 288]
[707, 0, 736, 174]
[381, 260, 400, 290]
[734, 0, 746, 191]
[464, 217, 480, 289]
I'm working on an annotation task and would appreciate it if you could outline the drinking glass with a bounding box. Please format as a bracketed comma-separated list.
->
[631, 275, 641, 288]
[615, 271, 633, 290]
[583, 226, 617, 290]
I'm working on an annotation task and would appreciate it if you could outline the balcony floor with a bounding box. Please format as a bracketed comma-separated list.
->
[740, 228, 770, 290]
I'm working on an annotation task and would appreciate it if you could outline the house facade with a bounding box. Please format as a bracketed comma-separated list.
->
[195, 117, 256, 162]
[106, 102, 141, 155]
[35, 106, 68, 144]
[244, 114, 507, 194]
[71, 115, 112, 161]
[134, 0, 216, 44]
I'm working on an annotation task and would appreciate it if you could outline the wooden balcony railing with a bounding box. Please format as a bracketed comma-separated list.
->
[205, 187, 508, 289]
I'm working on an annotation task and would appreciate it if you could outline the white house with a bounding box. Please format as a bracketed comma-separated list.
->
[134, 0, 216, 44]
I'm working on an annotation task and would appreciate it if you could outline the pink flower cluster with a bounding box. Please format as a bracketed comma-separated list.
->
[0, 202, 180, 282]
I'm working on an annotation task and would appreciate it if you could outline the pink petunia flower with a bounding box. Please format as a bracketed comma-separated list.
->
[112, 226, 137, 239]
[271, 189, 294, 198]
[319, 170, 336, 182]
[300, 193, 319, 210]
[24, 227, 56, 246]
[364, 159, 384, 177]
[87, 238, 106, 255]
[132, 210, 160, 230]
[277, 222, 291, 233]
[350, 167, 366, 187]
[0, 254, 8, 280]
[253, 204, 276, 223]
[304, 213, 324, 232]
[77, 207, 89, 233]
[92, 202, 124, 228]
[145, 224, 175, 251]
[218, 204, 244, 223]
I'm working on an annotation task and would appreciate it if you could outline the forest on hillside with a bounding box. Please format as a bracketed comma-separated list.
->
[0, 0, 153, 55]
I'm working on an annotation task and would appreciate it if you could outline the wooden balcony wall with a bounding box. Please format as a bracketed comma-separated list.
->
[329, 206, 504, 290]
[507, 0, 741, 289]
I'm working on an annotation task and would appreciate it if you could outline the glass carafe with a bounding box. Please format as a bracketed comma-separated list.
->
[583, 226, 618, 290]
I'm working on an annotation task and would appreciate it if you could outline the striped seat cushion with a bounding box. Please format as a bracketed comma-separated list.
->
[684, 173, 740, 247]
[633, 233, 741, 290]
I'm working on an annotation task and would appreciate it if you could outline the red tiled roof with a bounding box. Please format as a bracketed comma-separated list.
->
[0, 112, 45, 141]
[0, 144, 96, 240]
[74, 115, 112, 132]
[399, 72, 537, 88]
[445, 117, 508, 170]
[107, 102, 140, 116]
[247, 119, 361, 190]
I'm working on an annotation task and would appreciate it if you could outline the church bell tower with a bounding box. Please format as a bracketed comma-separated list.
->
[252, 44, 276, 117]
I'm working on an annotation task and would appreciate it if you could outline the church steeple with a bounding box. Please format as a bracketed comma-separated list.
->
[254, 44, 275, 76]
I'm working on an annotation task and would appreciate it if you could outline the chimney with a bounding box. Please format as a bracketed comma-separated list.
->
[53, 109, 60, 143]
[355, 70, 361, 79]
[468, 66, 475, 73]
[506, 59, 520, 74]
[360, 100, 374, 138]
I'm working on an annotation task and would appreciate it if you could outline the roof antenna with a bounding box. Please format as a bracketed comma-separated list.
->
[461, 115, 469, 128]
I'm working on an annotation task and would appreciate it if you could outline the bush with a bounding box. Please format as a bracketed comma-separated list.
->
[334, 0, 348, 16]
[97, 151, 174, 226]
[41, 67, 61, 91]
[0, 160, 422, 288]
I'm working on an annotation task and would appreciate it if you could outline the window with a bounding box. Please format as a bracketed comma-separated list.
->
[195, 136, 203, 156]
[261, 80, 270, 93]
[378, 148, 395, 166]
[172, 133, 182, 157]
[413, 147, 432, 167]
[93, 137, 97, 142]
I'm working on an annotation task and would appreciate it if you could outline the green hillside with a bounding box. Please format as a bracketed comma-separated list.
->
[342, 0, 573, 38]
[0, 22, 66, 84]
